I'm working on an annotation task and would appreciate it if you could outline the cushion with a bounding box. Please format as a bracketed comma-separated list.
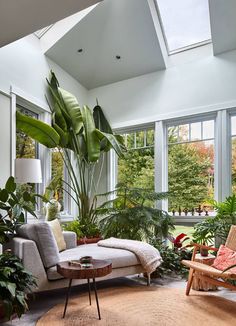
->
[17, 223, 60, 268]
[47, 219, 66, 252]
[47, 243, 140, 280]
[212, 244, 236, 273]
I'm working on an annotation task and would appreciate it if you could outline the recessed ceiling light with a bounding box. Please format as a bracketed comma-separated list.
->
[77, 48, 83, 53]
[115, 55, 121, 60]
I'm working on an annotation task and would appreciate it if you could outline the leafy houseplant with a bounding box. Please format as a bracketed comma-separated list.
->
[16, 72, 125, 227]
[193, 195, 236, 245]
[63, 220, 101, 245]
[149, 238, 192, 278]
[0, 176, 45, 245]
[0, 252, 36, 322]
[96, 184, 174, 241]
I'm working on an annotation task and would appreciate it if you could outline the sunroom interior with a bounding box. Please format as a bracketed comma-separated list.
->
[1, 0, 236, 325]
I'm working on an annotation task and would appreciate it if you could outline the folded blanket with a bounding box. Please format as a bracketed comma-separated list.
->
[97, 237, 162, 274]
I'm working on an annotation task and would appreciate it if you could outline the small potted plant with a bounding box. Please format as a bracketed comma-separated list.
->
[0, 252, 36, 322]
[63, 221, 102, 245]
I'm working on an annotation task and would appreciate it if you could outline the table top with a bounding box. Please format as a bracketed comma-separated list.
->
[57, 259, 112, 280]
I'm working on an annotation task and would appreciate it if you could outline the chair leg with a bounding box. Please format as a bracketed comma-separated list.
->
[186, 268, 194, 296]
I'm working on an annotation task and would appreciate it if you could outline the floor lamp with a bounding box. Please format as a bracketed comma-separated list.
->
[15, 158, 42, 223]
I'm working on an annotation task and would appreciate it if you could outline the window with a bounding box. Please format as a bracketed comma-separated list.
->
[157, 0, 211, 53]
[51, 149, 65, 211]
[16, 106, 38, 159]
[118, 129, 155, 191]
[231, 116, 236, 194]
[168, 119, 215, 216]
[16, 106, 39, 203]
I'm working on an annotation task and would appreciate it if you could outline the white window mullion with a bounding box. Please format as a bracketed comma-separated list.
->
[155, 121, 168, 211]
[222, 110, 231, 199]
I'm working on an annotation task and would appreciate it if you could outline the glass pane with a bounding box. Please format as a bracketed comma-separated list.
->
[179, 124, 189, 142]
[168, 126, 178, 143]
[157, 0, 211, 52]
[136, 131, 144, 148]
[168, 140, 214, 215]
[51, 149, 64, 210]
[190, 122, 201, 141]
[118, 147, 154, 191]
[146, 129, 154, 146]
[203, 120, 214, 139]
[16, 107, 38, 158]
[126, 133, 135, 149]
[232, 137, 236, 194]
[231, 116, 236, 136]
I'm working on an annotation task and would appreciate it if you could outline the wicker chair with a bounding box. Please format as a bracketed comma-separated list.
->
[182, 225, 236, 295]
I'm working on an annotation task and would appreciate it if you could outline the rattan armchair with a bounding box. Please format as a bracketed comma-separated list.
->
[182, 225, 236, 295]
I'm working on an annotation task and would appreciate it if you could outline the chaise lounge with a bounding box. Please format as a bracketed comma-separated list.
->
[11, 223, 145, 292]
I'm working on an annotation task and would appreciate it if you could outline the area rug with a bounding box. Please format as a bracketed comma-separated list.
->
[36, 286, 236, 326]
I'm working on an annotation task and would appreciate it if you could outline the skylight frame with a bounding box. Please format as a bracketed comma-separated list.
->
[154, 0, 212, 55]
[34, 25, 54, 39]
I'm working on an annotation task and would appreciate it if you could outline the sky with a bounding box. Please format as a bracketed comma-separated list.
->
[157, 0, 211, 51]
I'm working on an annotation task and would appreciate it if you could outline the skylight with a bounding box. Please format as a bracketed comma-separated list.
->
[156, 0, 211, 53]
[34, 25, 53, 39]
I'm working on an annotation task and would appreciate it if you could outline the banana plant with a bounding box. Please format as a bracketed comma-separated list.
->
[16, 72, 125, 224]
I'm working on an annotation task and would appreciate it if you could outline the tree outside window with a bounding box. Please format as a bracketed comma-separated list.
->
[168, 120, 215, 215]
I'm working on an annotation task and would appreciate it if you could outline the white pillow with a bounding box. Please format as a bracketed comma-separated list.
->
[47, 219, 66, 252]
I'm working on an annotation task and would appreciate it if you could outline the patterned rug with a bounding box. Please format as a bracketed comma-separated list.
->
[36, 285, 236, 326]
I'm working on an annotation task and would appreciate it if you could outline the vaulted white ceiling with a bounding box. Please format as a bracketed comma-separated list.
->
[0, 0, 101, 47]
[45, 0, 166, 89]
[209, 0, 236, 55]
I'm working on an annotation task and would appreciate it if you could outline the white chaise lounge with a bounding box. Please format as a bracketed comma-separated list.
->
[11, 223, 145, 292]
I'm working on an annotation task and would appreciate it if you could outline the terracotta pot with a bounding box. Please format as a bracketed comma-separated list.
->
[0, 302, 5, 323]
[77, 237, 103, 245]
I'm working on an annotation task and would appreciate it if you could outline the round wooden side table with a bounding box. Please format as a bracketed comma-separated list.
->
[192, 253, 218, 291]
[57, 259, 112, 320]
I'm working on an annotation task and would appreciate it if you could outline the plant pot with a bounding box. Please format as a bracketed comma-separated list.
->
[0, 302, 16, 323]
[0, 302, 5, 323]
[77, 237, 103, 245]
[200, 247, 209, 257]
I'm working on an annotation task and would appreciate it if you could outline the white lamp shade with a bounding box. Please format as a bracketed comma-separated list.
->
[15, 158, 42, 184]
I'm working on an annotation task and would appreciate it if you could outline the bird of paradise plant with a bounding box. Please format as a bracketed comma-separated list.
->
[16, 72, 125, 225]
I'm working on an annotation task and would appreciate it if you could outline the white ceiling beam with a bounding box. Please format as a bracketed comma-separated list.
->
[209, 0, 236, 55]
[0, 0, 102, 47]
[147, 0, 168, 68]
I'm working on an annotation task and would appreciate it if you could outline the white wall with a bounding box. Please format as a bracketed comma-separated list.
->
[88, 48, 236, 129]
[0, 35, 88, 188]
[0, 93, 11, 187]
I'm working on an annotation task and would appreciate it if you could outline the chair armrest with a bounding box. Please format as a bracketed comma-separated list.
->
[63, 231, 77, 249]
[12, 237, 48, 291]
[191, 243, 218, 251]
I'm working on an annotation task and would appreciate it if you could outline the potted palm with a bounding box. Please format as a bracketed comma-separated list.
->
[16, 72, 125, 228]
[96, 183, 174, 241]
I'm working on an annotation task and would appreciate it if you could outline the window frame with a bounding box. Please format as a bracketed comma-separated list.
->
[165, 114, 217, 220]
[154, 0, 212, 55]
[109, 110, 236, 226]
[11, 90, 73, 219]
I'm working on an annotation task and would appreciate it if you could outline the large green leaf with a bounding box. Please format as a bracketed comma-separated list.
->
[16, 111, 60, 148]
[93, 104, 113, 133]
[5, 177, 16, 193]
[81, 105, 101, 162]
[59, 88, 83, 134]
[95, 130, 124, 157]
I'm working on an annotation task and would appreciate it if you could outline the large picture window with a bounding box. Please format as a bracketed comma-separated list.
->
[168, 119, 215, 216]
[231, 116, 236, 194]
[16, 106, 38, 159]
[118, 129, 154, 190]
